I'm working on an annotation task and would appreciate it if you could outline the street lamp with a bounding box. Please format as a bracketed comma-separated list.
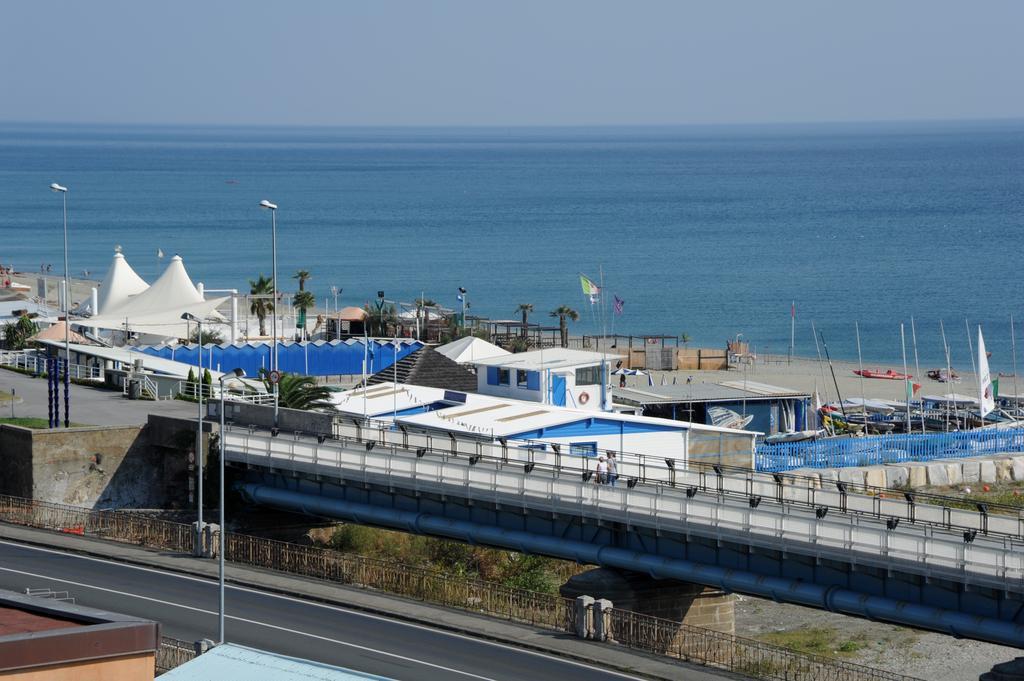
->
[458, 287, 467, 330]
[259, 200, 279, 426]
[216, 367, 245, 644]
[50, 183, 70, 427]
[181, 311, 205, 555]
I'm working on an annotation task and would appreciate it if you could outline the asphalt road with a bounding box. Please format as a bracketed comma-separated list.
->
[0, 368, 195, 426]
[0, 540, 685, 681]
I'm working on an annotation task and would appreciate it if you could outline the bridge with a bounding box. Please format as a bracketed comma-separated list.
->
[221, 415, 1024, 648]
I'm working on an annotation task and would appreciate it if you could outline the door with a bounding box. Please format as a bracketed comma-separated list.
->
[551, 374, 566, 407]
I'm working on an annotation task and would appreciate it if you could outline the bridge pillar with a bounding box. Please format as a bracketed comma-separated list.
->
[561, 568, 734, 651]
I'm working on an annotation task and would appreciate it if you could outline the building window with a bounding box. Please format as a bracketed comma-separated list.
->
[517, 369, 529, 387]
[570, 442, 598, 458]
[498, 368, 510, 385]
[575, 365, 601, 386]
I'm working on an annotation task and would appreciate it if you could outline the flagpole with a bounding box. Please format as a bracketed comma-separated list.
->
[910, 316, 925, 433]
[900, 322, 911, 433]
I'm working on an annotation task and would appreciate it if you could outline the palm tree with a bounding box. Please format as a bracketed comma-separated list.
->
[680, 332, 692, 347]
[260, 370, 332, 410]
[249, 274, 275, 337]
[417, 297, 437, 340]
[516, 303, 533, 339]
[550, 305, 579, 348]
[4, 315, 38, 350]
[293, 290, 316, 340]
[293, 270, 311, 292]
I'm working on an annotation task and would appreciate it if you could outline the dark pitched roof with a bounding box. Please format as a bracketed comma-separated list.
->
[365, 346, 478, 392]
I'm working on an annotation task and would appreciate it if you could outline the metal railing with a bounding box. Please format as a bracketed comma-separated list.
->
[227, 425, 1024, 591]
[156, 636, 198, 674]
[758, 428, 1024, 472]
[0, 350, 102, 381]
[322, 416, 1024, 542]
[608, 608, 915, 681]
[0, 493, 922, 681]
[179, 380, 274, 405]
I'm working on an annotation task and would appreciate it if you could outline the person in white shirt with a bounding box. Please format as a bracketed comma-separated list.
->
[595, 456, 608, 485]
[606, 452, 618, 487]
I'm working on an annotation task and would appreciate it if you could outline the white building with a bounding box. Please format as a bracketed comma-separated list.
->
[330, 382, 757, 470]
[469, 348, 613, 412]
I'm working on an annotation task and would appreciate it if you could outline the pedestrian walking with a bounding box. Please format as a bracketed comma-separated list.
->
[607, 452, 618, 487]
[595, 456, 608, 485]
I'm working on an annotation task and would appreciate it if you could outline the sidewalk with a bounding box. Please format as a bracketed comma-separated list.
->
[0, 522, 736, 681]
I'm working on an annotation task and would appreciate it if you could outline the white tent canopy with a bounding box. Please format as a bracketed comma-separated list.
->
[97, 250, 149, 315]
[435, 336, 510, 364]
[85, 254, 225, 340]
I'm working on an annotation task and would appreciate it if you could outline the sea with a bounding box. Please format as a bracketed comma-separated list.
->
[0, 120, 1022, 371]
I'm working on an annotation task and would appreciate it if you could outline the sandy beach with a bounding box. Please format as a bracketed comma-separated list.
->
[618, 355, 1010, 404]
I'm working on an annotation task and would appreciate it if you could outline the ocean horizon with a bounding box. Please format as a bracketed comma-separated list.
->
[1, 119, 1022, 371]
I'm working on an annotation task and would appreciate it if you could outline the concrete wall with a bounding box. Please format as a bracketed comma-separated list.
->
[787, 452, 1024, 491]
[212, 401, 333, 434]
[0, 418, 197, 509]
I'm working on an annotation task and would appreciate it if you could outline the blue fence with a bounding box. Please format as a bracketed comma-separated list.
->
[135, 339, 422, 378]
[756, 429, 1024, 472]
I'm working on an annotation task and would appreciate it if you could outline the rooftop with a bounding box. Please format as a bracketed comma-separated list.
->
[0, 588, 159, 675]
[614, 380, 809, 405]
[396, 392, 753, 439]
[470, 348, 611, 371]
[160, 643, 392, 681]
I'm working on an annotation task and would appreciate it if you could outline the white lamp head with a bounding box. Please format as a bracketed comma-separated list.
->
[50, 183, 68, 193]
[259, 200, 277, 210]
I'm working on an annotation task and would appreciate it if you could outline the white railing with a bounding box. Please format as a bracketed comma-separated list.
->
[224, 426, 1024, 595]
[179, 381, 273, 405]
[0, 350, 102, 381]
[123, 374, 160, 399]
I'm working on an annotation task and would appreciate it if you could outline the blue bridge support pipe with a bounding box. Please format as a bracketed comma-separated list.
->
[238, 483, 1024, 648]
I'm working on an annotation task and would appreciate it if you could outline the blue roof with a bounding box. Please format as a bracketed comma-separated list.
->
[160, 643, 394, 681]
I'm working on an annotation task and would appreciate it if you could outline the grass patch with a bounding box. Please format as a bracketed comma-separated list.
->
[0, 418, 89, 429]
[757, 627, 867, 658]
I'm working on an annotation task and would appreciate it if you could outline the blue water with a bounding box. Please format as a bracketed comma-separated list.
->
[1, 120, 1022, 370]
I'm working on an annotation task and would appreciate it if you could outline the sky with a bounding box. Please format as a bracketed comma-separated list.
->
[1, 1, 1023, 127]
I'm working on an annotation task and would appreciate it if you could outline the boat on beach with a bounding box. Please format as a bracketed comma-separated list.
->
[853, 368, 912, 380]
[762, 429, 825, 445]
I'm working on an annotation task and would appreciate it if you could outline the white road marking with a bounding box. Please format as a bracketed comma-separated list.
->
[0, 539, 647, 680]
[0, 564, 497, 680]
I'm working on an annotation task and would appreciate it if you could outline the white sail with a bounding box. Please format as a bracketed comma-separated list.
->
[978, 326, 995, 417]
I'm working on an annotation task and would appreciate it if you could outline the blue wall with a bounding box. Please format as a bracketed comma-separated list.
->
[137, 339, 422, 378]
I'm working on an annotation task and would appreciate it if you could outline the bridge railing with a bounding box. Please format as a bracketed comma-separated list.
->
[226, 428, 1024, 590]
[757, 428, 1024, 471]
[0, 493, 923, 681]
[320, 416, 1024, 543]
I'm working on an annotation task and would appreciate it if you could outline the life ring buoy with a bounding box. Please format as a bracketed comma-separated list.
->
[579, 391, 590, 405]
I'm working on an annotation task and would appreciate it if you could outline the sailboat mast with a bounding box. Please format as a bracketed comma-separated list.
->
[1012, 314, 1019, 410]
[940, 320, 952, 431]
[900, 322, 911, 433]
[855, 321, 867, 417]
[819, 331, 846, 419]
[910, 316, 925, 433]
[811, 321, 831, 405]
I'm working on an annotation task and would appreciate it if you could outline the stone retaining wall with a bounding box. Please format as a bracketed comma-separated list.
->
[787, 453, 1024, 490]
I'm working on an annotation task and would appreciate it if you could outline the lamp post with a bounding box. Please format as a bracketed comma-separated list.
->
[217, 367, 245, 644]
[181, 312, 204, 555]
[458, 287, 467, 330]
[259, 200, 279, 426]
[50, 183, 70, 427]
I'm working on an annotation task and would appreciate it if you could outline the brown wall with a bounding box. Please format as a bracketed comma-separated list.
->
[0, 419, 195, 509]
[675, 348, 728, 371]
[2, 652, 154, 681]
